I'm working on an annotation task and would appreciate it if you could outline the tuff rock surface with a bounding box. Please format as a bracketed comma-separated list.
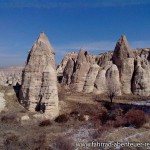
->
[58, 35, 150, 96]
[112, 35, 134, 94]
[83, 64, 100, 93]
[19, 32, 59, 119]
[56, 52, 78, 77]
[70, 49, 94, 92]
[0, 66, 23, 86]
[1, 34, 150, 97]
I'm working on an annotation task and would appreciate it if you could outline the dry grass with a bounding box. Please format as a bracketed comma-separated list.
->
[0, 85, 149, 149]
[3, 132, 50, 150]
[1, 111, 20, 124]
[52, 136, 74, 150]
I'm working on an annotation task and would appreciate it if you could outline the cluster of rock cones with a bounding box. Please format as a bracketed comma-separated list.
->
[16, 32, 150, 118]
[57, 35, 150, 97]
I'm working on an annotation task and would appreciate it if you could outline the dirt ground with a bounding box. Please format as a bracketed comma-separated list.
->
[0, 85, 150, 150]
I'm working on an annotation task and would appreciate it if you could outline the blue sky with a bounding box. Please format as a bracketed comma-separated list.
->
[0, 0, 150, 66]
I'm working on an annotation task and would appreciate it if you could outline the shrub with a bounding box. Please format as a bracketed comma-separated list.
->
[70, 110, 80, 120]
[99, 107, 109, 125]
[125, 109, 147, 128]
[39, 119, 52, 127]
[114, 116, 127, 128]
[70, 110, 80, 116]
[55, 114, 69, 123]
[105, 120, 115, 128]
[103, 102, 112, 110]
[114, 108, 124, 117]
[1, 112, 20, 124]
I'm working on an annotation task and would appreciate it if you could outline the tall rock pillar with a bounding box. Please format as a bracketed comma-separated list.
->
[19, 32, 59, 119]
[112, 35, 134, 94]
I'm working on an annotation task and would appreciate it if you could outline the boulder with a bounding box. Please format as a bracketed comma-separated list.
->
[21, 115, 30, 121]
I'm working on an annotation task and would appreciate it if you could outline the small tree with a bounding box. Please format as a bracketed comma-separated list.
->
[106, 78, 120, 103]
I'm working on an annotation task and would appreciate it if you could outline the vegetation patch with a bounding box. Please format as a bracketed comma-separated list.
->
[55, 114, 69, 123]
[39, 119, 52, 127]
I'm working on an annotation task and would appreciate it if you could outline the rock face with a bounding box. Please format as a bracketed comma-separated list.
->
[56, 52, 77, 78]
[58, 35, 150, 96]
[62, 58, 75, 85]
[0, 92, 5, 112]
[112, 35, 134, 94]
[95, 52, 113, 67]
[106, 64, 121, 95]
[93, 64, 121, 95]
[112, 35, 133, 69]
[83, 64, 100, 93]
[93, 69, 106, 94]
[0, 66, 23, 86]
[120, 58, 134, 94]
[132, 52, 150, 96]
[19, 32, 59, 119]
[71, 49, 92, 92]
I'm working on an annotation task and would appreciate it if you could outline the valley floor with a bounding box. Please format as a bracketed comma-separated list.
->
[0, 85, 150, 150]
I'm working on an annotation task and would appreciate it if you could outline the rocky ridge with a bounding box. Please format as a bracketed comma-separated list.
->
[57, 35, 150, 96]
[0, 34, 150, 98]
[0, 66, 23, 86]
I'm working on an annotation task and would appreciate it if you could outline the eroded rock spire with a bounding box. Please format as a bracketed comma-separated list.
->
[19, 32, 59, 119]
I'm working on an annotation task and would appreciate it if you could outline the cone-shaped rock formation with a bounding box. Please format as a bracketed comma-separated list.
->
[19, 32, 59, 119]
[112, 35, 134, 94]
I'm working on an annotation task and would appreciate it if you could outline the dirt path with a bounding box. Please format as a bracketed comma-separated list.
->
[66, 93, 97, 105]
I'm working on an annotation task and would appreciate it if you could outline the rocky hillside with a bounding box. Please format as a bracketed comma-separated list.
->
[0, 66, 23, 86]
[0, 35, 150, 97]
[57, 35, 150, 96]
